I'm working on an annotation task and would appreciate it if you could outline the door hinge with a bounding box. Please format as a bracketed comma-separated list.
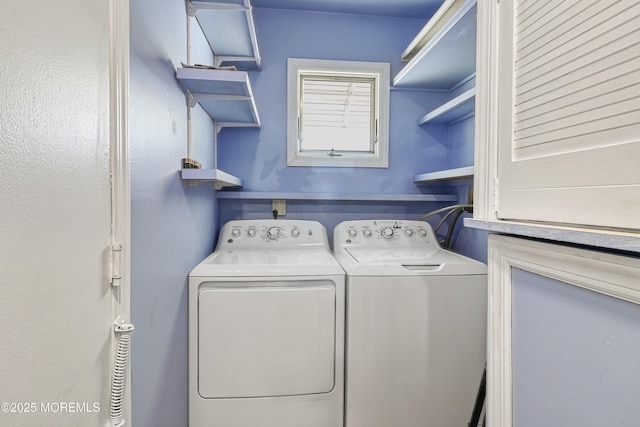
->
[110, 242, 123, 286]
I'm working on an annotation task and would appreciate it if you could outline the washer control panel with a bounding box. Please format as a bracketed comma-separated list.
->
[334, 220, 438, 249]
[217, 220, 329, 249]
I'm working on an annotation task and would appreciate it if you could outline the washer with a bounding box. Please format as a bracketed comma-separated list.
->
[189, 220, 345, 427]
[333, 220, 487, 427]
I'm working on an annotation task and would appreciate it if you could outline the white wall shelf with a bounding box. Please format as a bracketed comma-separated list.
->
[393, 0, 477, 89]
[216, 191, 458, 202]
[181, 168, 242, 190]
[189, 0, 261, 70]
[179, 1, 261, 194]
[414, 166, 474, 184]
[177, 67, 261, 129]
[418, 88, 475, 125]
[394, 0, 478, 196]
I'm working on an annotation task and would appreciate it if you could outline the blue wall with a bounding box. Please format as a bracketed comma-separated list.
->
[418, 75, 487, 262]
[129, 1, 218, 426]
[219, 7, 447, 192]
[218, 7, 485, 254]
[512, 268, 640, 426]
[128, 5, 487, 426]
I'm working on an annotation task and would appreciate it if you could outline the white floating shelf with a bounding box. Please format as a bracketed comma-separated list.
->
[189, 0, 261, 70]
[176, 67, 261, 128]
[418, 88, 475, 125]
[414, 166, 474, 184]
[216, 192, 458, 202]
[181, 168, 243, 190]
[393, 0, 477, 89]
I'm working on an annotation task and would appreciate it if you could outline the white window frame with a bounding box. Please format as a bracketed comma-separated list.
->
[287, 58, 390, 168]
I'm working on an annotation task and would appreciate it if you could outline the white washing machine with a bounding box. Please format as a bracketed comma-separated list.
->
[189, 220, 345, 427]
[333, 220, 487, 427]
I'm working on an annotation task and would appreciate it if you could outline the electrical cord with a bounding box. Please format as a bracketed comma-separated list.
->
[443, 207, 465, 249]
[418, 204, 474, 249]
[417, 204, 473, 221]
[435, 207, 462, 232]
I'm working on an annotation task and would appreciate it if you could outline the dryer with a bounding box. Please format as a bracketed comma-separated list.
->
[333, 220, 487, 427]
[189, 220, 345, 427]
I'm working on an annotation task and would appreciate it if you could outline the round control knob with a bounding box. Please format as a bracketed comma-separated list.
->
[381, 227, 394, 239]
[348, 229, 357, 237]
[363, 229, 372, 237]
[291, 228, 300, 238]
[418, 229, 428, 238]
[231, 228, 241, 237]
[266, 227, 280, 240]
[247, 229, 256, 237]
[404, 229, 413, 237]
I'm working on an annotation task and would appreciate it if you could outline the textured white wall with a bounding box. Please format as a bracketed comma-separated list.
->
[0, 1, 113, 426]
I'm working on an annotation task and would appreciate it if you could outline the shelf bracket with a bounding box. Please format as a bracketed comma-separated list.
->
[187, 91, 198, 108]
[187, 2, 197, 17]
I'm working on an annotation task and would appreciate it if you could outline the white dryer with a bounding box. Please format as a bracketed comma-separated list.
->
[333, 220, 487, 427]
[189, 220, 345, 427]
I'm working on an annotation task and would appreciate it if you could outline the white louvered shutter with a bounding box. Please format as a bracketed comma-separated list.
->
[496, 0, 640, 229]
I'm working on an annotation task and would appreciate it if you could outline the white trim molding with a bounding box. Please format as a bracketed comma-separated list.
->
[472, 0, 499, 220]
[109, 0, 131, 425]
[487, 235, 640, 427]
[287, 58, 390, 168]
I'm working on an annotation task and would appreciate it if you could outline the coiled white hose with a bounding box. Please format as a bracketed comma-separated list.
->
[110, 322, 134, 427]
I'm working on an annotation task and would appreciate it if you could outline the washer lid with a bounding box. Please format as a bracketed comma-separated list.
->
[213, 249, 338, 265]
[337, 247, 486, 276]
[345, 248, 441, 264]
[190, 249, 344, 277]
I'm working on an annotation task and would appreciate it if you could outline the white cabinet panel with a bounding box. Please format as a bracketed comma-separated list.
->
[492, 0, 640, 229]
[486, 235, 640, 427]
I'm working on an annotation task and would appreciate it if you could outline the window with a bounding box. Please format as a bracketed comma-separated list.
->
[287, 58, 390, 167]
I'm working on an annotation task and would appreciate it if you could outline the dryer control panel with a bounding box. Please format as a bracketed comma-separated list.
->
[216, 220, 330, 250]
[334, 220, 439, 249]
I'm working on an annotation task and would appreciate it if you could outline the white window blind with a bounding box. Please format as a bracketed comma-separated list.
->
[300, 76, 374, 153]
[287, 58, 390, 168]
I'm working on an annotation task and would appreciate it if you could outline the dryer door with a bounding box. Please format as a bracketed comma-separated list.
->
[198, 280, 336, 398]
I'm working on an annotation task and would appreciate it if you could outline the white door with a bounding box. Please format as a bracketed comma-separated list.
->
[494, 0, 640, 229]
[198, 282, 336, 398]
[0, 1, 129, 426]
